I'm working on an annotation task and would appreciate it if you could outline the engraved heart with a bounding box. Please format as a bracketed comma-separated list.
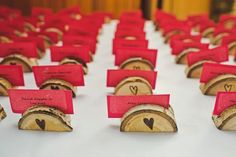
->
[224, 84, 232, 92]
[51, 85, 60, 90]
[143, 118, 154, 130]
[35, 119, 45, 130]
[129, 85, 138, 95]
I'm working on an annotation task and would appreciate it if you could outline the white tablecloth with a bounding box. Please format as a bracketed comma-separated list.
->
[1, 21, 236, 157]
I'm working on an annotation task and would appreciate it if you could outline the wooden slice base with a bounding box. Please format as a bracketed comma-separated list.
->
[0, 54, 38, 72]
[175, 48, 199, 64]
[185, 60, 214, 78]
[120, 104, 177, 133]
[114, 76, 153, 96]
[228, 42, 236, 56]
[45, 28, 63, 40]
[202, 28, 214, 38]
[60, 57, 88, 75]
[0, 77, 14, 96]
[18, 105, 72, 132]
[120, 57, 154, 71]
[37, 48, 45, 59]
[164, 30, 182, 43]
[211, 33, 228, 45]
[213, 105, 236, 131]
[40, 79, 77, 97]
[200, 74, 236, 96]
[0, 36, 12, 43]
[0, 105, 7, 121]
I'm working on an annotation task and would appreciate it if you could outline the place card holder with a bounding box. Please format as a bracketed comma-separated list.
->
[115, 48, 157, 71]
[212, 92, 236, 131]
[107, 69, 157, 96]
[107, 95, 178, 132]
[171, 41, 209, 64]
[50, 46, 91, 75]
[8, 89, 74, 132]
[33, 65, 85, 97]
[0, 65, 24, 96]
[200, 63, 236, 96]
[222, 35, 236, 56]
[0, 105, 7, 121]
[0, 43, 38, 72]
[185, 46, 228, 78]
[211, 27, 231, 45]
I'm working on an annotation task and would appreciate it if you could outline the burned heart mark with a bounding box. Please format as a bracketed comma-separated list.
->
[51, 85, 60, 90]
[224, 84, 233, 92]
[143, 118, 154, 130]
[35, 119, 45, 130]
[129, 85, 138, 95]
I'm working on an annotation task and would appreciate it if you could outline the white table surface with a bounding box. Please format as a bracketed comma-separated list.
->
[1, 21, 236, 157]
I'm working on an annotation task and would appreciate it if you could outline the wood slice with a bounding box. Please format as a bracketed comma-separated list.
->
[45, 28, 63, 40]
[120, 57, 154, 71]
[211, 33, 228, 45]
[60, 57, 88, 75]
[0, 77, 13, 96]
[202, 28, 214, 38]
[175, 48, 199, 64]
[224, 21, 235, 29]
[37, 48, 45, 59]
[114, 76, 153, 96]
[200, 74, 236, 96]
[0, 54, 38, 72]
[0, 36, 12, 43]
[40, 79, 77, 97]
[185, 60, 215, 78]
[0, 105, 7, 121]
[164, 30, 182, 43]
[228, 41, 236, 56]
[18, 105, 72, 132]
[213, 105, 236, 131]
[120, 104, 177, 133]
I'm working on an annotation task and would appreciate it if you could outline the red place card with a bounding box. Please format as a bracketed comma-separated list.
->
[14, 36, 45, 52]
[200, 63, 236, 83]
[222, 35, 236, 46]
[171, 41, 209, 55]
[63, 35, 96, 53]
[213, 92, 236, 115]
[50, 45, 91, 63]
[187, 46, 228, 66]
[107, 95, 170, 118]
[107, 69, 157, 89]
[8, 89, 73, 114]
[115, 48, 157, 67]
[0, 42, 38, 58]
[33, 65, 84, 86]
[113, 39, 148, 54]
[115, 30, 146, 40]
[0, 65, 24, 86]
[170, 34, 202, 47]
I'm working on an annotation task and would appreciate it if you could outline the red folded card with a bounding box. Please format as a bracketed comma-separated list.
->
[219, 14, 236, 24]
[0, 42, 38, 58]
[113, 39, 148, 54]
[200, 63, 236, 83]
[66, 26, 98, 38]
[0, 65, 24, 86]
[187, 46, 229, 66]
[114, 30, 146, 40]
[222, 35, 236, 45]
[116, 23, 144, 31]
[213, 92, 236, 115]
[199, 20, 216, 34]
[8, 89, 73, 114]
[170, 34, 202, 47]
[171, 41, 209, 55]
[213, 26, 231, 36]
[63, 35, 96, 53]
[50, 45, 91, 63]
[33, 65, 84, 86]
[115, 48, 157, 67]
[106, 69, 157, 89]
[107, 95, 170, 118]
[14, 36, 45, 52]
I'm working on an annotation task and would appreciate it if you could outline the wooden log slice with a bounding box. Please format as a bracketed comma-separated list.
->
[202, 28, 214, 38]
[228, 41, 236, 56]
[45, 28, 63, 40]
[0, 105, 7, 121]
[164, 30, 183, 44]
[120, 57, 154, 71]
[114, 76, 153, 96]
[0, 77, 13, 96]
[18, 105, 72, 132]
[0, 54, 38, 72]
[175, 48, 199, 64]
[212, 105, 236, 131]
[200, 74, 236, 96]
[120, 104, 177, 132]
[60, 57, 88, 75]
[40, 79, 77, 97]
[211, 33, 229, 45]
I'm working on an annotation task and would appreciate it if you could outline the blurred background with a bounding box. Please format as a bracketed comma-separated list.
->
[0, 0, 236, 21]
